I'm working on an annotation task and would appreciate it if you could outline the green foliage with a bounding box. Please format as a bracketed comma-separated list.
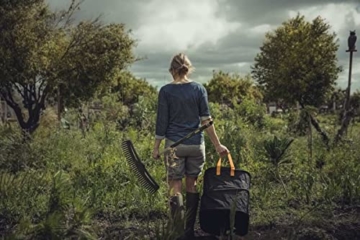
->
[93, 93, 130, 126]
[2, 103, 360, 238]
[58, 21, 136, 107]
[251, 14, 342, 107]
[325, 87, 346, 110]
[287, 107, 316, 136]
[0, 170, 97, 239]
[204, 70, 263, 107]
[0, 0, 136, 134]
[0, 122, 169, 239]
[131, 95, 158, 132]
[234, 97, 268, 129]
[1, 8, 360, 240]
[107, 71, 157, 107]
[85, 90, 157, 133]
[263, 135, 294, 166]
[350, 90, 360, 115]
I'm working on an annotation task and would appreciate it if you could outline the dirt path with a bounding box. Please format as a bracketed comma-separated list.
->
[2, 205, 359, 239]
[191, 206, 360, 240]
[99, 218, 360, 240]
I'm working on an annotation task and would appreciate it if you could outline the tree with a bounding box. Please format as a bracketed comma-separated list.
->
[91, 71, 158, 130]
[108, 71, 157, 107]
[251, 14, 342, 108]
[204, 70, 263, 107]
[0, 0, 136, 135]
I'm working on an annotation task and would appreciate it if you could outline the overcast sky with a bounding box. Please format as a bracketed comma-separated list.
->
[47, 0, 360, 92]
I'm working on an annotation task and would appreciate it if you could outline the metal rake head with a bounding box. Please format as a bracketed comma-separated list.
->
[121, 140, 159, 194]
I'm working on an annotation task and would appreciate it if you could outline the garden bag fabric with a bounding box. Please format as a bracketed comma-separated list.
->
[199, 153, 251, 236]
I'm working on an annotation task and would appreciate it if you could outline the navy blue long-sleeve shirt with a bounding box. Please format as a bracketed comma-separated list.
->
[155, 81, 211, 145]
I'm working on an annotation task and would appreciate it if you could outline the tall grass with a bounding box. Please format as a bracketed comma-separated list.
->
[1, 102, 360, 239]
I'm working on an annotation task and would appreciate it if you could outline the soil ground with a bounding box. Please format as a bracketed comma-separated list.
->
[98, 205, 360, 240]
[1, 206, 359, 239]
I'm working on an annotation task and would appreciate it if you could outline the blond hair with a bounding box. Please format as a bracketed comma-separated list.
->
[169, 53, 194, 77]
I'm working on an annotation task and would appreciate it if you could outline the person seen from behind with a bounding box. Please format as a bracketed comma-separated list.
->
[152, 53, 229, 239]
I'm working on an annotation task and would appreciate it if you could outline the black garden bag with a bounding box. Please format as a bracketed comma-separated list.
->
[199, 153, 251, 236]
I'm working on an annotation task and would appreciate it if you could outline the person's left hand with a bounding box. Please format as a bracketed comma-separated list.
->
[152, 148, 160, 159]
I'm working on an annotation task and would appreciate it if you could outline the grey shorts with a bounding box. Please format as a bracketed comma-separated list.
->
[163, 139, 206, 180]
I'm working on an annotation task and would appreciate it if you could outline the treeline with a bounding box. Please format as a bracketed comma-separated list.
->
[1, 0, 360, 141]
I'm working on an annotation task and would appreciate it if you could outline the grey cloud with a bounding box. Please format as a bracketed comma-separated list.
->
[150, 31, 264, 73]
[350, 73, 360, 89]
[188, 48, 254, 67]
[46, 0, 145, 30]
[130, 39, 255, 83]
[335, 11, 360, 58]
[329, 10, 360, 89]
[217, 0, 359, 26]
[45, 0, 360, 92]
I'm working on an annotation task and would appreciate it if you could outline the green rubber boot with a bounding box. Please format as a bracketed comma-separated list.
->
[177, 192, 200, 240]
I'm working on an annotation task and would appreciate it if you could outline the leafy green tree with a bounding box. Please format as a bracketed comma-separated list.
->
[204, 70, 263, 107]
[91, 71, 158, 130]
[251, 14, 342, 108]
[108, 71, 157, 107]
[0, 0, 136, 135]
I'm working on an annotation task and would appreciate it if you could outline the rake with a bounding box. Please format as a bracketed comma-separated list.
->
[121, 120, 213, 194]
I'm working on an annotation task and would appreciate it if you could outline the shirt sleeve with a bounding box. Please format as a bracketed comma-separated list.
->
[199, 85, 211, 121]
[155, 87, 169, 139]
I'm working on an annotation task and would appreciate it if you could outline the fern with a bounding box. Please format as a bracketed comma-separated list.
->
[263, 135, 294, 166]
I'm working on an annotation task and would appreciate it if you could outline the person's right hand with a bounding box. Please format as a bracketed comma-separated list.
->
[216, 144, 229, 157]
[152, 148, 160, 159]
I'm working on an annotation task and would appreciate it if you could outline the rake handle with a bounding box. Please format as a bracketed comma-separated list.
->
[159, 120, 213, 155]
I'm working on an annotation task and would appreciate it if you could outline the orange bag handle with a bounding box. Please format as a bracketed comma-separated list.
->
[216, 153, 235, 176]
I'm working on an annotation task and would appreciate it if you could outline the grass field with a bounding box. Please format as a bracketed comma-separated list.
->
[1, 104, 360, 240]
